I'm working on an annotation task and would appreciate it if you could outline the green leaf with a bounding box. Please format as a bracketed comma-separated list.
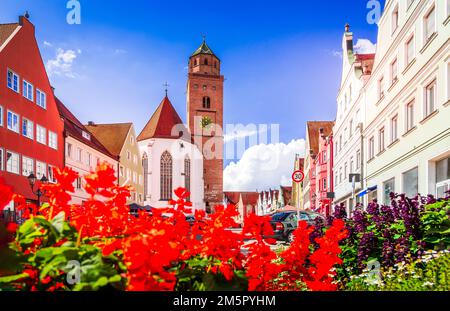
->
[0, 273, 29, 283]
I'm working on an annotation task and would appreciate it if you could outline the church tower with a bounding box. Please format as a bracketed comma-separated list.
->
[187, 39, 224, 212]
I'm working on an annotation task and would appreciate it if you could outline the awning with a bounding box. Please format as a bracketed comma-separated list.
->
[357, 185, 377, 197]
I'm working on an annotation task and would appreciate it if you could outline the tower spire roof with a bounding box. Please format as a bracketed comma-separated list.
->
[191, 38, 216, 57]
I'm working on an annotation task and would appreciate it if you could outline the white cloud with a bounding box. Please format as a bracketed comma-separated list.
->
[353, 39, 376, 54]
[223, 139, 305, 191]
[43, 41, 53, 47]
[46, 48, 81, 78]
[224, 126, 266, 142]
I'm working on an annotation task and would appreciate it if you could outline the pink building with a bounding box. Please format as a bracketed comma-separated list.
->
[56, 97, 119, 205]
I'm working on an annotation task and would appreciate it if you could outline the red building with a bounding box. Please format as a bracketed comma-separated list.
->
[313, 126, 334, 216]
[306, 122, 334, 216]
[0, 15, 64, 212]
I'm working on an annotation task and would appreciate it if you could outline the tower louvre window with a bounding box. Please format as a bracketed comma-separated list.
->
[204, 58, 208, 65]
[203, 96, 211, 109]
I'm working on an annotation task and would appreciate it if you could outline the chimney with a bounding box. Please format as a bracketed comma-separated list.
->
[343, 23, 353, 56]
[319, 127, 326, 138]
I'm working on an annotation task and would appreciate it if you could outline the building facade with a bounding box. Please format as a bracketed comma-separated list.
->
[291, 154, 304, 209]
[56, 97, 118, 205]
[333, 25, 375, 215]
[313, 127, 334, 216]
[363, 0, 450, 204]
[186, 40, 224, 212]
[85, 122, 144, 205]
[137, 96, 205, 209]
[0, 15, 64, 213]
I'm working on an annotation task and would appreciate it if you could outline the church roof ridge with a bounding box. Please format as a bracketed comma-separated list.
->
[137, 96, 191, 142]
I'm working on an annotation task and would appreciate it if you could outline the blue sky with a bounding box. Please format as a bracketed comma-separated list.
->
[1, 0, 383, 190]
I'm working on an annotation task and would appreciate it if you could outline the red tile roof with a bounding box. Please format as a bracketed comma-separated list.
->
[307, 121, 334, 155]
[55, 97, 117, 160]
[355, 53, 375, 61]
[137, 96, 191, 142]
[85, 123, 132, 157]
[0, 23, 19, 47]
[224, 192, 260, 206]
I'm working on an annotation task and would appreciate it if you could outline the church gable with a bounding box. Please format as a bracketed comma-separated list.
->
[137, 96, 191, 142]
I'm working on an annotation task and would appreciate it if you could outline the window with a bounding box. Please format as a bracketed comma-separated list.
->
[6, 151, 19, 174]
[344, 162, 348, 181]
[48, 165, 56, 183]
[390, 58, 398, 84]
[392, 5, 399, 34]
[339, 167, 342, 184]
[436, 156, 450, 198]
[184, 156, 191, 198]
[322, 178, 327, 191]
[339, 135, 342, 151]
[424, 80, 436, 117]
[424, 5, 436, 43]
[22, 156, 34, 176]
[82, 131, 90, 140]
[85, 152, 91, 166]
[22, 80, 33, 101]
[369, 136, 375, 159]
[390, 115, 398, 142]
[49, 131, 57, 149]
[406, 35, 415, 66]
[350, 157, 354, 173]
[67, 143, 72, 158]
[406, 100, 415, 131]
[349, 119, 353, 138]
[447, 0, 450, 18]
[356, 150, 361, 169]
[119, 166, 124, 177]
[0, 149, 3, 171]
[7, 69, 19, 92]
[378, 76, 385, 99]
[202, 85, 207, 91]
[0, 106, 3, 126]
[133, 154, 137, 165]
[403, 167, 418, 197]
[160, 151, 173, 201]
[76, 177, 82, 190]
[36, 161, 46, 179]
[378, 127, 385, 152]
[36, 125, 46, 145]
[22, 118, 34, 139]
[383, 178, 395, 205]
[36, 89, 46, 109]
[127, 150, 131, 160]
[7, 111, 19, 133]
[202, 96, 211, 109]
[204, 58, 208, 65]
[77, 148, 82, 162]
[133, 172, 137, 183]
[127, 168, 131, 180]
[344, 128, 347, 143]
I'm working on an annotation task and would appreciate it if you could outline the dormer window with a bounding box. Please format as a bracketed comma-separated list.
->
[82, 131, 91, 140]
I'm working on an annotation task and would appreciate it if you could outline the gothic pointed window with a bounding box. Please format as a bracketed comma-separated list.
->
[204, 58, 208, 65]
[184, 156, 191, 201]
[142, 152, 148, 199]
[160, 151, 172, 201]
[203, 96, 211, 109]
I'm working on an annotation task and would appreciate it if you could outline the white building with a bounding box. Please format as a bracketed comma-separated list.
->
[333, 24, 375, 214]
[137, 96, 205, 210]
[362, 0, 450, 204]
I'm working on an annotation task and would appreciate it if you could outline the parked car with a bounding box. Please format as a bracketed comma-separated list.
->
[266, 211, 324, 243]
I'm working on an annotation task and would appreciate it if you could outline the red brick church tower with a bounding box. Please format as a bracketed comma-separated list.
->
[187, 39, 224, 212]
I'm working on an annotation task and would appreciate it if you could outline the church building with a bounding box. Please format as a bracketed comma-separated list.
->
[137, 40, 224, 212]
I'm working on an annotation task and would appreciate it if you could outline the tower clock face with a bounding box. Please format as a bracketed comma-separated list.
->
[200, 116, 212, 129]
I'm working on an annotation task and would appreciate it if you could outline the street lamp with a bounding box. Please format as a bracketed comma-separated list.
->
[27, 173, 48, 207]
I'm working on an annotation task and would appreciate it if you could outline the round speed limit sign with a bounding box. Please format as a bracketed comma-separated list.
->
[292, 170, 305, 183]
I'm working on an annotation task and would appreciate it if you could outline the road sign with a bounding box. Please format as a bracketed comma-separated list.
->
[292, 170, 304, 183]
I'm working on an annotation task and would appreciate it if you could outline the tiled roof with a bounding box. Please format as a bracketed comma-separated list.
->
[306, 121, 334, 155]
[56, 98, 117, 159]
[280, 186, 292, 205]
[191, 40, 216, 57]
[137, 96, 191, 142]
[355, 53, 375, 61]
[224, 192, 260, 206]
[0, 23, 19, 47]
[85, 123, 132, 157]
